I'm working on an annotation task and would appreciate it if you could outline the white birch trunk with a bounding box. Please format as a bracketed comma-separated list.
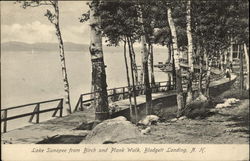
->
[89, 0, 109, 121]
[186, 0, 194, 104]
[220, 51, 224, 71]
[139, 7, 152, 115]
[243, 43, 249, 90]
[53, 2, 72, 115]
[167, 7, 184, 117]
[230, 37, 233, 62]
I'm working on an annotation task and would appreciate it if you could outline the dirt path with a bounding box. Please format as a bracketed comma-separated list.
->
[118, 99, 249, 144]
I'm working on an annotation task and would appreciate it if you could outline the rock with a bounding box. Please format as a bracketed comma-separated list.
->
[141, 127, 151, 135]
[216, 98, 241, 109]
[157, 122, 171, 126]
[224, 98, 240, 105]
[178, 116, 187, 120]
[209, 108, 218, 112]
[170, 118, 178, 122]
[138, 115, 159, 126]
[75, 120, 101, 130]
[112, 116, 127, 121]
[215, 103, 227, 109]
[195, 94, 208, 102]
[80, 116, 140, 144]
[215, 98, 240, 109]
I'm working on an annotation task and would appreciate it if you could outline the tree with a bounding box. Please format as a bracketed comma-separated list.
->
[17, 0, 72, 114]
[149, 44, 156, 85]
[167, 5, 185, 117]
[123, 39, 133, 120]
[243, 44, 249, 90]
[186, 0, 194, 104]
[226, 0, 249, 90]
[138, 4, 152, 115]
[81, 1, 140, 121]
[89, 0, 109, 121]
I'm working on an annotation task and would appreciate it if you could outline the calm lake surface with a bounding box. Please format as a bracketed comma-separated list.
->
[1, 46, 170, 130]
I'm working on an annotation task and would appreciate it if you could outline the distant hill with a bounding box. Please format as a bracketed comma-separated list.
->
[1, 41, 167, 54]
[1, 41, 89, 52]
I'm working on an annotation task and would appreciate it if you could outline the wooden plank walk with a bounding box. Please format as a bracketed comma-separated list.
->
[1, 74, 236, 144]
[1, 91, 177, 144]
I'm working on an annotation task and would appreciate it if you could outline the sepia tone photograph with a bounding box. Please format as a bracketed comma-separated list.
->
[1, 0, 249, 159]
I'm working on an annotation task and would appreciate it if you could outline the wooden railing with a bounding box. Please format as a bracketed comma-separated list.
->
[74, 71, 225, 112]
[0, 69, 225, 133]
[1, 98, 63, 133]
[74, 81, 175, 112]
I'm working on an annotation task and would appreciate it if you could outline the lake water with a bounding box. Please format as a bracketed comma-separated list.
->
[1, 46, 170, 131]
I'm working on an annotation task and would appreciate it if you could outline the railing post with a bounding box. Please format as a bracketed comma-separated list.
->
[29, 104, 39, 122]
[59, 99, 63, 117]
[36, 103, 40, 123]
[113, 89, 116, 101]
[2, 110, 7, 133]
[122, 87, 125, 99]
[80, 95, 83, 111]
[156, 82, 160, 92]
[168, 81, 171, 90]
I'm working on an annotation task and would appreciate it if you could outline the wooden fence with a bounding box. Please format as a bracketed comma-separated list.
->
[74, 81, 175, 112]
[0, 70, 225, 133]
[1, 98, 63, 133]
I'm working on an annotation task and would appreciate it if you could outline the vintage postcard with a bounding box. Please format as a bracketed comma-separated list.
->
[1, 0, 249, 160]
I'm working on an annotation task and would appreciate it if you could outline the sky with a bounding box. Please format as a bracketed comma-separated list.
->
[1, 1, 91, 44]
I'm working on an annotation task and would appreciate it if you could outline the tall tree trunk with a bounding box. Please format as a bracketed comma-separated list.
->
[149, 44, 155, 85]
[243, 43, 249, 90]
[186, 0, 194, 104]
[220, 51, 224, 71]
[171, 43, 176, 89]
[140, 54, 144, 84]
[89, 0, 109, 121]
[167, 7, 184, 117]
[139, 9, 152, 115]
[197, 47, 206, 97]
[239, 48, 244, 92]
[230, 37, 233, 62]
[167, 43, 172, 88]
[53, 2, 72, 115]
[198, 52, 203, 94]
[205, 56, 212, 98]
[224, 51, 227, 70]
[127, 37, 138, 122]
[123, 39, 133, 119]
[204, 52, 208, 70]
[166, 43, 172, 63]
[129, 37, 139, 85]
[129, 38, 139, 85]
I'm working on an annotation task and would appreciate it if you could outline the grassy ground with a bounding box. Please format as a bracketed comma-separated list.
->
[117, 82, 249, 144]
[117, 99, 249, 144]
[38, 95, 249, 144]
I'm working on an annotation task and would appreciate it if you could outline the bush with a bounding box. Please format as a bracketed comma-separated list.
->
[218, 89, 249, 100]
[184, 99, 214, 119]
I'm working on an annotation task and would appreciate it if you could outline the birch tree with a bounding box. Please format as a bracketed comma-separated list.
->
[186, 0, 194, 104]
[139, 4, 152, 115]
[81, 1, 141, 121]
[167, 6, 185, 117]
[17, 0, 72, 114]
[243, 44, 249, 90]
[89, 0, 109, 121]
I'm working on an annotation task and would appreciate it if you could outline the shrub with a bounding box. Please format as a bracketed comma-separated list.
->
[218, 89, 249, 100]
[183, 99, 214, 119]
